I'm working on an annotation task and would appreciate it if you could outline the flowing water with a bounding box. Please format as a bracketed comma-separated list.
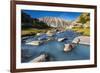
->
[21, 30, 90, 63]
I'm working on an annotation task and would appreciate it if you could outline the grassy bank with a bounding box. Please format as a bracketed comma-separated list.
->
[72, 27, 90, 36]
[21, 28, 50, 37]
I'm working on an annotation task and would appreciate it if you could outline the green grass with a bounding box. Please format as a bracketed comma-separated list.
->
[21, 26, 90, 37]
[72, 27, 90, 36]
[21, 28, 50, 36]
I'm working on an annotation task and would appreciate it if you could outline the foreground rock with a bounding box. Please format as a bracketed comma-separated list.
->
[64, 43, 76, 52]
[64, 38, 80, 52]
[30, 54, 48, 62]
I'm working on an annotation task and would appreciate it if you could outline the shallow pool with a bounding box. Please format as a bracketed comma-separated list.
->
[21, 40, 90, 62]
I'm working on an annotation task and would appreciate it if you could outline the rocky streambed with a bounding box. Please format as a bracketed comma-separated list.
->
[21, 30, 90, 63]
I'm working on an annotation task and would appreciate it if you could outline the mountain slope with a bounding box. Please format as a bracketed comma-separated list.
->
[39, 17, 71, 28]
[21, 12, 50, 29]
[73, 13, 90, 28]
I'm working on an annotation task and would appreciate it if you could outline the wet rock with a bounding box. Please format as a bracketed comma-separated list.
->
[64, 44, 71, 52]
[64, 38, 80, 52]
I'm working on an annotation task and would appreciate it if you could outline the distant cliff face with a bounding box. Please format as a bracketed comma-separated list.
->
[39, 17, 71, 28]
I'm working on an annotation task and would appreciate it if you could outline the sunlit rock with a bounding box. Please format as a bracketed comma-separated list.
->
[26, 41, 43, 45]
[36, 33, 42, 36]
[72, 38, 80, 44]
[57, 37, 68, 42]
[58, 38, 65, 42]
[46, 31, 53, 36]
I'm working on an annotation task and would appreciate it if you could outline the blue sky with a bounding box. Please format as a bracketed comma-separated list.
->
[22, 10, 82, 21]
